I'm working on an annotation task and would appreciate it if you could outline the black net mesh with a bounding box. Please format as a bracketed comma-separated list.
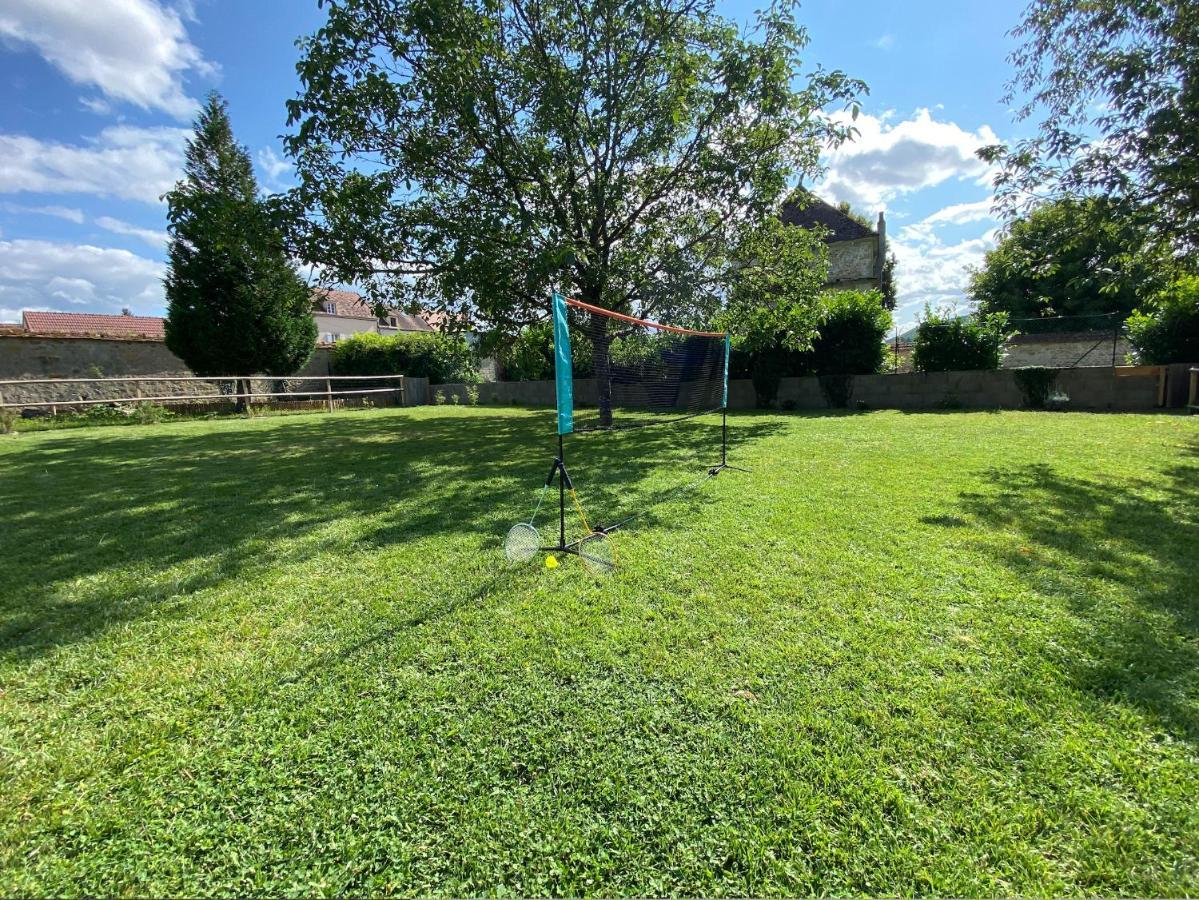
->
[565, 300, 727, 433]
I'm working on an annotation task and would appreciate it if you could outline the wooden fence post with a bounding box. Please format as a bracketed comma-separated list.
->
[325, 378, 334, 413]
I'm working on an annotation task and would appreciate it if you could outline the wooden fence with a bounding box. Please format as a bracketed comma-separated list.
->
[0, 374, 408, 414]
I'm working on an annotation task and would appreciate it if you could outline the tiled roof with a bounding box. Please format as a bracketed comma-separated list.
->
[312, 288, 378, 320]
[781, 194, 877, 243]
[381, 312, 435, 332]
[22, 311, 166, 338]
[1008, 330, 1116, 344]
[312, 289, 435, 332]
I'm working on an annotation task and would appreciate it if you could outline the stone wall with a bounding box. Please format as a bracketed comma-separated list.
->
[1002, 332, 1132, 368]
[433, 365, 1177, 413]
[0, 335, 342, 406]
[827, 236, 879, 288]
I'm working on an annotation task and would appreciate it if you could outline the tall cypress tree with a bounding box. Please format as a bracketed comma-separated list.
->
[164, 92, 316, 390]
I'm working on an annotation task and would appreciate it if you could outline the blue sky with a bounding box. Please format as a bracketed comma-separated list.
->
[0, 0, 1028, 329]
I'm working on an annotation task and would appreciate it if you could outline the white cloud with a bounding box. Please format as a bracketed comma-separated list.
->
[96, 215, 169, 248]
[871, 34, 895, 51]
[890, 228, 999, 327]
[0, 126, 188, 204]
[0, 239, 165, 314]
[819, 109, 998, 210]
[0, 0, 214, 119]
[257, 147, 292, 184]
[920, 199, 996, 227]
[1, 203, 86, 223]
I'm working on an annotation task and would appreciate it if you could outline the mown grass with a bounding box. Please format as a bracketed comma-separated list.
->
[0, 406, 1196, 895]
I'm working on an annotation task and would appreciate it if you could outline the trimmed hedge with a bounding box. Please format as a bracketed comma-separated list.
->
[330, 331, 479, 383]
[912, 311, 1011, 372]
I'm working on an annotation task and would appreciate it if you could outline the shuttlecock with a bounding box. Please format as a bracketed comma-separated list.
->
[545, 555, 559, 569]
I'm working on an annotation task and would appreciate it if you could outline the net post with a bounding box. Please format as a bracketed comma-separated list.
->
[722, 334, 730, 467]
[558, 433, 566, 550]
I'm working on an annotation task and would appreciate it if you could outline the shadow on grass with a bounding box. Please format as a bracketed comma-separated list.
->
[0, 409, 782, 659]
[949, 446, 1199, 743]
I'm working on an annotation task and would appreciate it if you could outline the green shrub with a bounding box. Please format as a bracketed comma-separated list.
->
[1126, 274, 1199, 364]
[499, 320, 594, 381]
[818, 373, 855, 408]
[1012, 367, 1060, 409]
[808, 290, 891, 376]
[331, 331, 479, 383]
[0, 408, 15, 435]
[912, 310, 1011, 372]
[131, 401, 173, 425]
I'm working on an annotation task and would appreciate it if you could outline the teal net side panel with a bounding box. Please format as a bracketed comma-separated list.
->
[552, 292, 574, 435]
[723, 334, 730, 408]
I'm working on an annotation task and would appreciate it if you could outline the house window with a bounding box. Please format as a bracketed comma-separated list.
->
[388, 316, 398, 327]
[324, 302, 336, 314]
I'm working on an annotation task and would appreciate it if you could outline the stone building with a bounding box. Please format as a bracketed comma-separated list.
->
[781, 195, 887, 292]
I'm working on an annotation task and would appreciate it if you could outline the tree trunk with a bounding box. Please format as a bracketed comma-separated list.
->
[591, 312, 613, 427]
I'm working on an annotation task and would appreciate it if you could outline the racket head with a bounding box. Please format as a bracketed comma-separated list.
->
[578, 531, 615, 576]
[504, 522, 541, 563]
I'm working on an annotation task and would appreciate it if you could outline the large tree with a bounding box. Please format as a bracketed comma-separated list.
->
[969, 197, 1172, 326]
[165, 92, 316, 398]
[283, 0, 862, 421]
[982, 0, 1199, 253]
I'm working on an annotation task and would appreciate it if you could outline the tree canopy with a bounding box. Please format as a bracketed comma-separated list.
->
[968, 197, 1172, 327]
[284, 0, 863, 333]
[165, 93, 316, 382]
[982, 0, 1199, 253]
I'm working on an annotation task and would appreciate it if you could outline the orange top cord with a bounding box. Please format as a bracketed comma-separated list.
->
[564, 297, 726, 338]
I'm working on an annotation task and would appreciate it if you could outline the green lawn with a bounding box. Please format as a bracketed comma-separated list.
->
[1, 407, 1196, 895]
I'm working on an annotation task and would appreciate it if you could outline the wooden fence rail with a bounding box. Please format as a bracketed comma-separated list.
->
[0, 374, 407, 411]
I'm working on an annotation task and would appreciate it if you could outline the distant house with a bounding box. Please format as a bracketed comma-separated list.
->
[311, 288, 435, 344]
[8, 291, 438, 347]
[1002, 331, 1131, 369]
[781, 195, 887, 293]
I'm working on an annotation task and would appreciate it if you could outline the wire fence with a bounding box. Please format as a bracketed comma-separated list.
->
[889, 311, 1129, 373]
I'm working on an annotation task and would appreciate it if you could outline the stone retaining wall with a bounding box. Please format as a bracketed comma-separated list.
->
[433, 365, 1182, 413]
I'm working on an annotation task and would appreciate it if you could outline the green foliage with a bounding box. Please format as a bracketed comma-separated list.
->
[983, 0, 1199, 253]
[1, 408, 1196, 895]
[330, 331, 479, 383]
[0, 408, 15, 435]
[969, 198, 1171, 325]
[498, 320, 593, 382]
[727, 287, 887, 407]
[912, 310, 1012, 372]
[817, 373, 855, 409]
[1012, 367, 1060, 409]
[1126, 274, 1199, 364]
[164, 93, 316, 379]
[879, 252, 898, 311]
[721, 218, 830, 356]
[807, 290, 891, 376]
[285, 0, 863, 333]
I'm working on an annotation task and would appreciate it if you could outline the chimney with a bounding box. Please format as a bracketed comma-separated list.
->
[875, 211, 887, 281]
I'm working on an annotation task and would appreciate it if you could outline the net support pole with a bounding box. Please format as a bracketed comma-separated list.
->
[558, 433, 566, 551]
[552, 292, 574, 551]
[709, 333, 747, 476]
